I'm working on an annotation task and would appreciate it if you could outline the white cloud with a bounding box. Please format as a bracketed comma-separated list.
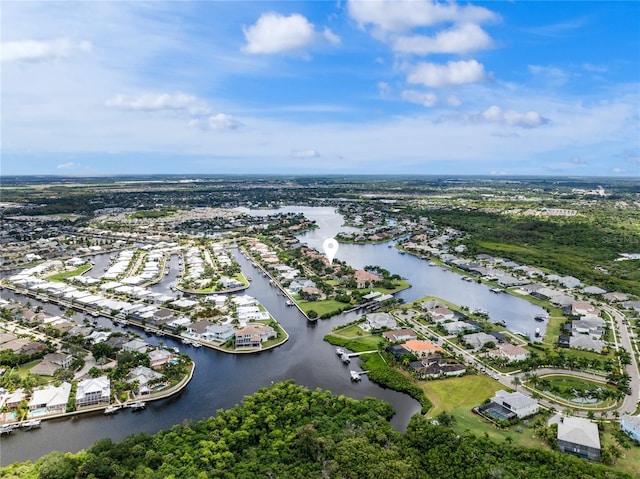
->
[105, 93, 211, 115]
[393, 23, 493, 55]
[207, 113, 243, 130]
[447, 95, 462, 107]
[378, 81, 391, 97]
[348, 0, 498, 33]
[291, 149, 319, 159]
[407, 60, 486, 87]
[56, 162, 75, 169]
[402, 89, 437, 107]
[243, 12, 338, 54]
[528, 65, 568, 85]
[323, 28, 341, 46]
[481, 105, 546, 128]
[1, 38, 91, 63]
[190, 113, 244, 130]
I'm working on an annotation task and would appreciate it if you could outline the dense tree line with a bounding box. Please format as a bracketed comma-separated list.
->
[0, 381, 630, 479]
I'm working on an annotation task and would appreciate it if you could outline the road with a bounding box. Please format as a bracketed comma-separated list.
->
[600, 303, 640, 415]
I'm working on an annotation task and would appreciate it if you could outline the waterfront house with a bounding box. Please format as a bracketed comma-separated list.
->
[428, 307, 455, 322]
[127, 366, 165, 396]
[554, 416, 601, 461]
[354, 269, 381, 289]
[364, 312, 397, 330]
[28, 382, 71, 414]
[443, 321, 478, 335]
[76, 376, 111, 408]
[149, 349, 175, 370]
[620, 415, 640, 442]
[235, 324, 276, 349]
[490, 390, 538, 418]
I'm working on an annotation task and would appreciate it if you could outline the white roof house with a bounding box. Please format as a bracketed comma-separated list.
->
[76, 376, 111, 408]
[28, 382, 72, 414]
[492, 390, 538, 418]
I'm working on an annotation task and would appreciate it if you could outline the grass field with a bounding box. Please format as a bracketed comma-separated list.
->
[46, 264, 92, 282]
[297, 299, 348, 317]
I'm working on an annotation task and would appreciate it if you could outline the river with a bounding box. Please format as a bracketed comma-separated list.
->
[0, 206, 546, 465]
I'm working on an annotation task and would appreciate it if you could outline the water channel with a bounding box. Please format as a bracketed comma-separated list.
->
[0, 207, 546, 465]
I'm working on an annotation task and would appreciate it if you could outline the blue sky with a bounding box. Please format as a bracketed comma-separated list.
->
[2, 1, 639, 176]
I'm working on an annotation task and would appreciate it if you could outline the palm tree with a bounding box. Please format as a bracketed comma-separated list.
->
[512, 376, 521, 391]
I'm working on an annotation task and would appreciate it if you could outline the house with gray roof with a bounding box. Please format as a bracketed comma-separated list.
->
[28, 382, 71, 414]
[76, 376, 111, 408]
[462, 332, 496, 350]
[569, 335, 605, 353]
[555, 416, 600, 461]
[491, 390, 538, 418]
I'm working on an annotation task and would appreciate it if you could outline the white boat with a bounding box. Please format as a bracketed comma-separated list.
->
[104, 405, 121, 415]
[192, 341, 202, 348]
[0, 424, 19, 435]
[350, 370, 361, 381]
[336, 348, 345, 356]
[20, 419, 41, 429]
[341, 353, 351, 364]
[128, 401, 146, 411]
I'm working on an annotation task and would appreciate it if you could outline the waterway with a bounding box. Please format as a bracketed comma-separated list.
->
[0, 206, 546, 465]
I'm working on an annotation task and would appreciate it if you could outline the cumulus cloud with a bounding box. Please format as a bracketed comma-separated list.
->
[402, 89, 437, 107]
[243, 12, 339, 54]
[393, 23, 493, 55]
[348, 0, 498, 33]
[105, 93, 211, 115]
[1, 38, 91, 63]
[481, 105, 547, 128]
[291, 149, 319, 159]
[189, 113, 244, 130]
[407, 60, 486, 88]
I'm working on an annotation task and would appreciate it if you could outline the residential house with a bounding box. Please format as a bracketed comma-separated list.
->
[354, 269, 380, 289]
[462, 332, 496, 350]
[491, 390, 538, 418]
[149, 349, 175, 370]
[620, 415, 640, 442]
[76, 376, 111, 408]
[364, 312, 397, 330]
[442, 321, 478, 335]
[401, 340, 443, 358]
[410, 355, 465, 378]
[383, 329, 417, 343]
[555, 416, 601, 461]
[28, 382, 71, 414]
[488, 343, 530, 363]
[122, 339, 150, 353]
[569, 335, 605, 353]
[428, 307, 455, 323]
[30, 352, 73, 376]
[235, 325, 276, 349]
[128, 366, 165, 396]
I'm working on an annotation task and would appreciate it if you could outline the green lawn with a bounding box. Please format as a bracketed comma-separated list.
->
[422, 374, 503, 418]
[297, 299, 348, 317]
[46, 264, 92, 282]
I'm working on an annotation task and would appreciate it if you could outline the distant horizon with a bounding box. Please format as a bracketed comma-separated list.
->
[2, 1, 639, 176]
[2, 172, 638, 180]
